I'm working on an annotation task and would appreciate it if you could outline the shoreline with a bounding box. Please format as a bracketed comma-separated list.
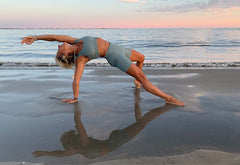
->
[1, 61, 240, 69]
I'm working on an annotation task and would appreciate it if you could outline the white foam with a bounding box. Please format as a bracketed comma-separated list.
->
[1, 62, 240, 68]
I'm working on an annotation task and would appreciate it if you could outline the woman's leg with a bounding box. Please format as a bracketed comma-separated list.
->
[126, 64, 185, 106]
[129, 50, 145, 88]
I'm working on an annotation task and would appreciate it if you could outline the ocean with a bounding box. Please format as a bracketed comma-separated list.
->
[0, 28, 240, 67]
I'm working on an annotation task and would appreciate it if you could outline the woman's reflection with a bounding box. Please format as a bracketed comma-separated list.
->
[33, 89, 174, 158]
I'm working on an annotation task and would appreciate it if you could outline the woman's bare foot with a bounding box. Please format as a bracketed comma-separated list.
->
[134, 80, 141, 89]
[165, 96, 185, 106]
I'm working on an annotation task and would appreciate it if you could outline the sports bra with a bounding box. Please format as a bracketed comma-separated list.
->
[74, 36, 100, 60]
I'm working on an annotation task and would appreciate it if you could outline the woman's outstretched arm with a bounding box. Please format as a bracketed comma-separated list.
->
[62, 56, 89, 104]
[21, 34, 78, 45]
[33, 150, 72, 157]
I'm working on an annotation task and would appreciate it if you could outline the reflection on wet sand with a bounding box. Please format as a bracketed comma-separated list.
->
[33, 89, 175, 159]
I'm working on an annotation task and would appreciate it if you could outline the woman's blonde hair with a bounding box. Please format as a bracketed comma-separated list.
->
[55, 53, 74, 69]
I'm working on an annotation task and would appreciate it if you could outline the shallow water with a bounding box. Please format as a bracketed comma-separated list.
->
[0, 68, 240, 164]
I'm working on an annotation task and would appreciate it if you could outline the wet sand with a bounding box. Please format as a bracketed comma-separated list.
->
[0, 67, 240, 164]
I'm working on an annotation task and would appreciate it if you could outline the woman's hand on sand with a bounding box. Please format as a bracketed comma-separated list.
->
[62, 98, 78, 104]
[21, 36, 35, 45]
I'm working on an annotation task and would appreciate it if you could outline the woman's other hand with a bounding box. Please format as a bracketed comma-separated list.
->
[62, 98, 78, 104]
[21, 36, 35, 45]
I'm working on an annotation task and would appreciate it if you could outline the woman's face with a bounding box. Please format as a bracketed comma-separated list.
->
[57, 42, 70, 57]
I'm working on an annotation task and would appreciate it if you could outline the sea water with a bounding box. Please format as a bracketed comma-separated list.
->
[0, 28, 239, 67]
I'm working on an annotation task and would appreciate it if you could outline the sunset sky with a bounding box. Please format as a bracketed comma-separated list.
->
[0, 0, 239, 28]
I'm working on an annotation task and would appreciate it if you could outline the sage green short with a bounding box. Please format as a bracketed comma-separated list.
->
[105, 43, 132, 72]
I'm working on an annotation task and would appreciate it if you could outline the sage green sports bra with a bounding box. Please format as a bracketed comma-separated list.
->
[74, 36, 100, 60]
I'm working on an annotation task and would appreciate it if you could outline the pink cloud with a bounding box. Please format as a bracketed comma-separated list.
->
[119, 0, 146, 4]
[148, 0, 240, 13]
[213, 7, 240, 16]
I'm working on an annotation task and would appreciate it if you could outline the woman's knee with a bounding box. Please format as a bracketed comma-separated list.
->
[131, 50, 145, 63]
[139, 54, 145, 63]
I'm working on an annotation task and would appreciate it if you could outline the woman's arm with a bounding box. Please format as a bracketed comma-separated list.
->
[21, 34, 78, 45]
[33, 150, 70, 157]
[62, 56, 89, 104]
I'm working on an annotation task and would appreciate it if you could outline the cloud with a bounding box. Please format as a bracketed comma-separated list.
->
[148, 0, 240, 13]
[213, 7, 240, 16]
[119, 0, 146, 4]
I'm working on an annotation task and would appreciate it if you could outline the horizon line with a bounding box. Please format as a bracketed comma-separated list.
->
[0, 27, 239, 29]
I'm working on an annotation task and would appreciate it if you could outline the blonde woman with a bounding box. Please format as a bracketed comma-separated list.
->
[21, 35, 184, 106]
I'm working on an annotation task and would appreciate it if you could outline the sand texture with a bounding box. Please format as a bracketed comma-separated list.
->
[0, 67, 240, 164]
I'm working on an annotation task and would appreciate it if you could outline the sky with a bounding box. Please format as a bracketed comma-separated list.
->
[0, 0, 239, 28]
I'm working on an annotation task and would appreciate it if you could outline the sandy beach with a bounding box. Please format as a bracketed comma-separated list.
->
[0, 67, 240, 164]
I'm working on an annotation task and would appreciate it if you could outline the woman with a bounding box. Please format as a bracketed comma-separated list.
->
[21, 35, 184, 106]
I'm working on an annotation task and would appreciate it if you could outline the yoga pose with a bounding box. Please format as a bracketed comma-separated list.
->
[21, 35, 184, 106]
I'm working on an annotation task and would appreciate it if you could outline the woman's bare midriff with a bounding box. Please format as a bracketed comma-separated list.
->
[97, 38, 110, 57]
